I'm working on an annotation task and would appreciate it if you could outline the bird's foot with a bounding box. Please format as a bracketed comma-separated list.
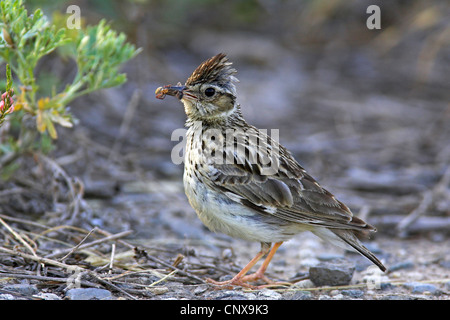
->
[206, 271, 291, 289]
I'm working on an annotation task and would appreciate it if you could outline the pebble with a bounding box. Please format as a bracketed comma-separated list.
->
[309, 263, 355, 286]
[193, 285, 209, 295]
[402, 282, 440, 295]
[148, 286, 169, 295]
[283, 290, 312, 300]
[256, 289, 282, 300]
[221, 248, 234, 260]
[33, 292, 61, 300]
[341, 289, 365, 298]
[65, 288, 113, 300]
[204, 290, 257, 300]
[2, 283, 38, 296]
[292, 279, 315, 289]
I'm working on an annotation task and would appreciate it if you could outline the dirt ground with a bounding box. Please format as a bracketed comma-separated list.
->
[0, 0, 449, 300]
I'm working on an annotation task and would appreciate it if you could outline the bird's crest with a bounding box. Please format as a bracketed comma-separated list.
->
[186, 53, 238, 89]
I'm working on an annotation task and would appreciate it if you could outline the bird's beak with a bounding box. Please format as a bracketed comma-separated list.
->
[155, 84, 185, 100]
[156, 83, 196, 101]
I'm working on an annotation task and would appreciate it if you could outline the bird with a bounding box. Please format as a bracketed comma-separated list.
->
[155, 53, 386, 288]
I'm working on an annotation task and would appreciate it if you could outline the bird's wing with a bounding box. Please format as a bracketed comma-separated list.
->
[204, 126, 373, 232]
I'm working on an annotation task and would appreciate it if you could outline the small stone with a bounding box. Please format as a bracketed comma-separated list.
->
[147, 286, 169, 295]
[330, 289, 340, 296]
[403, 282, 440, 295]
[292, 279, 315, 289]
[284, 290, 312, 300]
[221, 248, 234, 260]
[33, 292, 61, 300]
[193, 285, 208, 295]
[256, 289, 282, 300]
[341, 289, 365, 298]
[0, 294, 15, 300]
[205, 290, 257, 300]
[309, 263, 355, 286]
[3, 284, 38, 296]
[380, 282, 394, 291]
[65, 288, 113, 300]
[332, 293, 344, 299]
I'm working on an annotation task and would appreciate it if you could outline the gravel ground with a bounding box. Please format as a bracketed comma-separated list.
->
[0, 178, 448, 300]
[1, 234, 449, 300]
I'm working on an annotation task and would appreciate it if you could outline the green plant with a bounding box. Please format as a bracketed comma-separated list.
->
[0, 0, 140, 174]
[0, 64, 14, 127]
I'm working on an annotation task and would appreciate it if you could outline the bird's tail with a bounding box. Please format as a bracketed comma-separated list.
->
[312, 227, 386, 272]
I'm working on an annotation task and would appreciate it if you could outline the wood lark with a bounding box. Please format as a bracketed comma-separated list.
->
[156, 53, 386, 288]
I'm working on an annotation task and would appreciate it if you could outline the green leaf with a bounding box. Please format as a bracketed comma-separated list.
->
[5, 64, 12, 91]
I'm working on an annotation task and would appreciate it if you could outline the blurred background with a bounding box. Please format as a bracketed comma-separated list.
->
[0, 0, 449, 298]
[33, 0, 448, 235]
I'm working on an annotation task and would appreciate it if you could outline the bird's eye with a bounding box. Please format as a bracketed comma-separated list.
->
[204, 87, 216, 97]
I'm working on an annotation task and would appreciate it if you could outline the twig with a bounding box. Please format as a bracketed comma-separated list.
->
[143, 252, 205, 284]
[37, 153, 84, 224]
[88, 271, 138, 300]
[0, 272, 98, 288]
[0, 246, 138, 299]
[109, 243, 116, 274]
[0, 213, 49, 229]
[95, 228, 135, 249]
[35, 224, 90, 241]
[103, 269, 167, 281]
[60, 227, 98, 261]
[0, 217, 37, 257]
[45, 229, 133, 259]
[0, 246, 84, 272]
[83, 230, 206, 284]
[148, 269, 178, 287]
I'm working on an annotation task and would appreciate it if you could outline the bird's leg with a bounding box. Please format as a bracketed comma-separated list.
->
[240, 241, 283, 284]
[206, 242, 271, 288]
[207, 242, 289, 288]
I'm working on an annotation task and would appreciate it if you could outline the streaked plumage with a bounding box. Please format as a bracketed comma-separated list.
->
[156, 53, 386, 288]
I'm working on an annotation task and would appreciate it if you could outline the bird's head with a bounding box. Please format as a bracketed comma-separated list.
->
[156, 53, 239, 122]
